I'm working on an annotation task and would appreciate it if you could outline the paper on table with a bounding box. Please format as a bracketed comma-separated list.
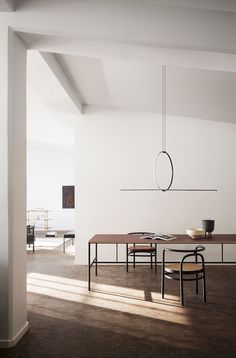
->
[140, 234, 177, 241]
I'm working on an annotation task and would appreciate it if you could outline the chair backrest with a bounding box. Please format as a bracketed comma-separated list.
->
[163, 245, 205, 264]
[27, 225, 34, 235]
[27, 225, 35, 244]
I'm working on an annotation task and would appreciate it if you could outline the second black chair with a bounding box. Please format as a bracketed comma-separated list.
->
[127, 232, 157, 273]
[161, 245, 207, 306]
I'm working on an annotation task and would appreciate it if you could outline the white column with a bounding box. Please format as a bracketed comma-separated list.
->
[0, 26, 28, 347]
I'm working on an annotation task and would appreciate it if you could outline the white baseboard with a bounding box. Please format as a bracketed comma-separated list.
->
[0, 321, 29, 348]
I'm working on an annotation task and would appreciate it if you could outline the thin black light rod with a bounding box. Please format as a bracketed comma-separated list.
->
[120, 189, 217, 192]
[162, 65, 166, 152]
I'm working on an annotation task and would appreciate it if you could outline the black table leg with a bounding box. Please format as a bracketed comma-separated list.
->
[63, 236, 65, 253]
[155, 244, 157, 273]
[88, 243, 91, 291]
[95, 243, 98, 276]
[126, 243, 128, 272]
[116, 243, 118, 262]
[133, 243, 135, 268]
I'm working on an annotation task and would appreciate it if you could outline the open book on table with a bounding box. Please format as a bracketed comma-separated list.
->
[140, 234, 177, 241]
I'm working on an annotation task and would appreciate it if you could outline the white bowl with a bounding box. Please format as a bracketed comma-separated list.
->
[186, 228, 205, 239]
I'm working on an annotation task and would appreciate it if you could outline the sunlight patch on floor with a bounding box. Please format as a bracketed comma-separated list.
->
[27, 240, 75, 253]
[27, 272, 190, 325]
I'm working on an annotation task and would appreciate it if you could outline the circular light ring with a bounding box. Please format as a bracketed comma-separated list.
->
[153, 150, 174, 192]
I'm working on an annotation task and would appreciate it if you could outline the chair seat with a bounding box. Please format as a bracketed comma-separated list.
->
[128, 245, 156, 252]
[165, 263, 203, 273]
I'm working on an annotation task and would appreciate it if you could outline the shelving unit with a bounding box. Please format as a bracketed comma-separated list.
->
[27, 209, 52, 232]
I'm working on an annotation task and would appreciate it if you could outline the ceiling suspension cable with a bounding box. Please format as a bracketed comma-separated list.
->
[162, 65, 166, 152]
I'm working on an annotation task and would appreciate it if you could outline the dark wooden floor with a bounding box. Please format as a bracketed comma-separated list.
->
[1, 245, 236, 357]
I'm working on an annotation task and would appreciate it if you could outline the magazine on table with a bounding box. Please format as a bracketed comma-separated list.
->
[140, 233, 177, 241]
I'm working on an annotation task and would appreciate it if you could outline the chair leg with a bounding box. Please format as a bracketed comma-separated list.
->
[132, 244, 135, 268]
[202, 269, 207, 303]
[126, 244, 129, 272]
[180, 272, 184, 306]
[155, 247, 157, 274]
[161, 265, 165, 299]
[196, 273, 199, 294]
[33, 242, 35, 253]
[150, 252, 153, 269]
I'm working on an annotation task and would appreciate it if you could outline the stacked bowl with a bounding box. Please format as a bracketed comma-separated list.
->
[186, 228, 205, 239]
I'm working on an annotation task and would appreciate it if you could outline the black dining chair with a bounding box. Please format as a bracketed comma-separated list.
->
[161, 245, 206, 306]
[127, 232, 157, 273]
[27, 225, 35, 252]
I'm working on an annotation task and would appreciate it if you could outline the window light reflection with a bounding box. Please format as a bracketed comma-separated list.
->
[27, 272, 190, 326]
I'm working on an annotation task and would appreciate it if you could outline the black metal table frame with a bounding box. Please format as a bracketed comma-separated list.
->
[88, 242, 158, 291]
[88, 242, 236, 291]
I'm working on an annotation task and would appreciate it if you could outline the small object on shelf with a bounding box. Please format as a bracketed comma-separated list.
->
[46, 231, 57, 238]
[186, 228, 205, 239]
[202, 219, 215, 237]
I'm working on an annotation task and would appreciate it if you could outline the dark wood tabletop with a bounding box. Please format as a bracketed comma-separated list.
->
[89, 234, 236, 245]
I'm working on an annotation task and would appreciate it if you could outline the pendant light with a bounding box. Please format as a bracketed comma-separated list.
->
[121, 65, 217, 192]
[153, 65, 174, 192]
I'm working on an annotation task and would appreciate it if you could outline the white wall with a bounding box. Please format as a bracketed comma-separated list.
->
[75, 105, 236, 264]
[27, 145, 75, 231]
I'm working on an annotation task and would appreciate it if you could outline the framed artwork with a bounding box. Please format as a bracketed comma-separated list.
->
[62, 186, 75, 209]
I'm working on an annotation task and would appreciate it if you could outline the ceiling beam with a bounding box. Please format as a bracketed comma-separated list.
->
[19, 33, 236, 74]
[0, 0, 14, 11]
[40, 51, 83, 114]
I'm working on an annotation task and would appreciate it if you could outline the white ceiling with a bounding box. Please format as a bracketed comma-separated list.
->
[53, 53, 236, 123]
[27, 51, 76, 147]
[27, 51, 79, 115]
[23, 0, 236, 124]
[0, 0, 13, 11]
[56, 54, 162, 112]
[11, 0, 236, 13]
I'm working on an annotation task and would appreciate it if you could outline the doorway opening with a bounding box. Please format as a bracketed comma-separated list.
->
[26, 50, 76, 262]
